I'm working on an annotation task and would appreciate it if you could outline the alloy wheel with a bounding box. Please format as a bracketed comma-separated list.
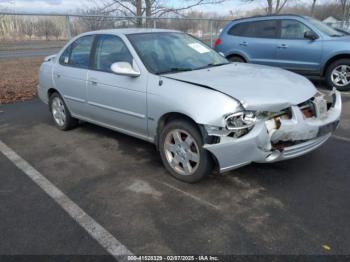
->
[51, 97, 66, 127]
[331, 65, 350, 87]
[164, 129, 200, 176]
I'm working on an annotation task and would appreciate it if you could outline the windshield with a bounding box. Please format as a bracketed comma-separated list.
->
[127, 32, 228, 74]
[306, 17, 344, 37]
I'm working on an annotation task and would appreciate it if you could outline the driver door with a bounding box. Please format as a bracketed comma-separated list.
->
[275, 19, 322, 73]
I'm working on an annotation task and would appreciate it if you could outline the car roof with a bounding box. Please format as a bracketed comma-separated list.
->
[231, 14, 309, 23]
[82, 28, 180, 36]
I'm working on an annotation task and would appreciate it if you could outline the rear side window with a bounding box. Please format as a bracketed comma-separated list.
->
[228, 20, 278, 38]
[281, 20, 311, 39]
[93, 35, 133, 72]
[59, 35, 94, 68]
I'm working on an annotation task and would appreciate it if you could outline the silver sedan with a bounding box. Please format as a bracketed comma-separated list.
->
[38, 29, 342, 183]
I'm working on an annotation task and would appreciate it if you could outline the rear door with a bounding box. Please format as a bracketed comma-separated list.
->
[227, 19, 279, 66]
[87, 34, 148, 137]
[53, 35, 94, 117]
[275, 19, 322, 73]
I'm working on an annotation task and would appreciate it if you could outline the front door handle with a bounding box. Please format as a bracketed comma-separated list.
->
[239, 41, 248, 47]
[89, 78, 98, 86]
[278, 44, 288, 49]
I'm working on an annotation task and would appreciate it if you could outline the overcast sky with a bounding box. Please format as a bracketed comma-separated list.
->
[0, 0, 328, 14]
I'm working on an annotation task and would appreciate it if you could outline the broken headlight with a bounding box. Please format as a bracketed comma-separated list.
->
[225, 111, 256, 130]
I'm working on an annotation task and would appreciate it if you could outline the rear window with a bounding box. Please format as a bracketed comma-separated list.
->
[228, 20, 279, 38]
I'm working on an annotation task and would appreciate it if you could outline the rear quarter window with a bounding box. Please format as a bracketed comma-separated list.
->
[59, 35, 94, 68]
[228, 20, 279, 39]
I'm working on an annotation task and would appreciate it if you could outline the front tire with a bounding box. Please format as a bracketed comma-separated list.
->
[326, 59, 350, 91]
[49, 92, 78, 131]
[159, 120, 213, 183]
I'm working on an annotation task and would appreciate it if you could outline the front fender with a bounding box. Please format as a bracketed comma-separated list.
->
[147, 74, 241, 138]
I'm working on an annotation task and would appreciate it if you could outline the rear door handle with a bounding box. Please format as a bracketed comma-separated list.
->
[55, 72, 61, 78]
[239, 41, 248, 47]
[278, 44, 288, 49]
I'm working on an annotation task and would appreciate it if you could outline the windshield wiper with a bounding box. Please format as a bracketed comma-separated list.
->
[210, 62, 230, 67]
[331, 34, 344, 37]
[159, 67, 193, 74]
[197, 62, 229, 70]
[159, 63, 228, 74]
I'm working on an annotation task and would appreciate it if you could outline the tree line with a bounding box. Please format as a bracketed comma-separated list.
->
[241, 0, 350, 21]
[1, 0, 350, 41]
[0, 16, 65, 40]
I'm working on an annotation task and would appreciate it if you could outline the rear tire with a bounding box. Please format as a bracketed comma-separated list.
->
[325, 59, 350, 91]
[49, 92, 78, 131]
[159, 120, 213, 183]
[228, 55, 245, 63]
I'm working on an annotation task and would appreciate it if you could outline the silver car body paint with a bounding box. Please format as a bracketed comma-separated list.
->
[38, 28, 342, 173]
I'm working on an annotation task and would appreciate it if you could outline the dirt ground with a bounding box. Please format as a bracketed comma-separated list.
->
[0, 57, 43, 104]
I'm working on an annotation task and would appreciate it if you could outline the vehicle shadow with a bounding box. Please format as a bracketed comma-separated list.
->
[75, 119, 311, 188]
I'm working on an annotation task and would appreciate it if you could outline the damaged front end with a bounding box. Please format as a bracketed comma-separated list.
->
[204, 89, 342, 173]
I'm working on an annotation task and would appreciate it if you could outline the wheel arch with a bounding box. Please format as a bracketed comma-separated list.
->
[226, 53, 247, 62]
[155, 112, 201, 149]
[47, 88, 60, 99]
[226, 51, 248, 62]
[47, 88, 72, 113]
[322, 53, 350, 76]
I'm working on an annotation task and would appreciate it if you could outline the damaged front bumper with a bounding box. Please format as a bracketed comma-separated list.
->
[204, 90, 342, 173]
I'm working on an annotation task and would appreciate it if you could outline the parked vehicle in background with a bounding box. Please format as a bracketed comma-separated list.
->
[38, 29, 341, 183]
[214, 15, 350, 91]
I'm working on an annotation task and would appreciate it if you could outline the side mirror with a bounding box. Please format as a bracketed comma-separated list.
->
[304, 30, 318, 40]
[110, 61, 140, 77]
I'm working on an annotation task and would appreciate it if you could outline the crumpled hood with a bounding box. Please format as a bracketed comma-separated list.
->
[164, 63, 317, 112]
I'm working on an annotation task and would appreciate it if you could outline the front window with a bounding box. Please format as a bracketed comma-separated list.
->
[306, 17, 344, 37]
[93, 35, 133, 72]
[281, 20, 312, 39]
[127, 32, 228, 75]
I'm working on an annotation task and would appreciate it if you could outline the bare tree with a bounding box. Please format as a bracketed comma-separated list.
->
[77, 8, 115, 31]
[243, 0, 290, 15]
[20, 19, 35, 39]
[36, 19, 58, 40]
[51, 24, 61, 40]
[311, 0, 317, 17]
[97, 0, 227, 26]
[339, 0, 350, 22]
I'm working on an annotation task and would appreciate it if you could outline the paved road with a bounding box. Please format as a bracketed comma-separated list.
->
[0, 48, 60, 59]
[0, 95, 349, 256]
[0, 153, 113, 259]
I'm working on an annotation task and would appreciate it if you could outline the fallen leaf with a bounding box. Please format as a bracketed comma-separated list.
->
[322, 244, 331, 251]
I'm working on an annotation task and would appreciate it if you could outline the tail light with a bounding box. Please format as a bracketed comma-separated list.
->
[214, 38, 221, 47]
